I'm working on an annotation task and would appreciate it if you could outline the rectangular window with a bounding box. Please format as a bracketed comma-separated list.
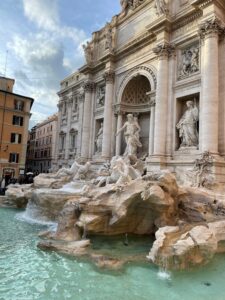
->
[60, 135, 65, 150]
[14, 100, 24, 111]
[9, 153, 19, 163]
[11, 133, 22, 144]
[12, 115, 23, 126]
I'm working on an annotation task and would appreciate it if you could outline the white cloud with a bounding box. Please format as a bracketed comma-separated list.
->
[7, 0, 88, 126]
[23, 0, 59, 31]
[22, 0, 86, 44]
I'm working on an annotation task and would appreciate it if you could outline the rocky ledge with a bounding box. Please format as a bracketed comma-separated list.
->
[5, 165, 225, 271]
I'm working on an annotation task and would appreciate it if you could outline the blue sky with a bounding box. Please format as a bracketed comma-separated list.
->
[0, 0, 120, 127]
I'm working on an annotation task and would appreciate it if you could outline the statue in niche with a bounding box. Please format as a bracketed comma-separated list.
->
[82, 41, 93, 64]
[96, 86, 105, 107]
[116, 114, 142, 156]
[176, 100, 199, 149]
[154, 0, 168, 15]
[95, 122, 103, 153]
[179, 46, 199, 79]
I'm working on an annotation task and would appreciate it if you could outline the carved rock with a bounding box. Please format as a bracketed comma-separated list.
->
[5, 184, 33, 208]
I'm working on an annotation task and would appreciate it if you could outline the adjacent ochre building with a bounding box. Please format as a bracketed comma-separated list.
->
[56, 0, 225, 182]
[0, 76, 34, 182]
[26, 114, 58, 173]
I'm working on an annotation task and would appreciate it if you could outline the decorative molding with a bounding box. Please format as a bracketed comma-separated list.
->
[119, 66, 157, 93]
[104, 71, 115, 84]
[153, 43, 175, 58]
[83, 81, 95, 92]
[150, 97, 156, 107]
[199, 18, 225, 39]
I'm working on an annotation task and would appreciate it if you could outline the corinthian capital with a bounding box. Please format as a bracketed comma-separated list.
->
[83, 81, 95, 92]
[153, 43, 175, 59]
[104, 71, 115, 84]
[199, 18, 225, 39]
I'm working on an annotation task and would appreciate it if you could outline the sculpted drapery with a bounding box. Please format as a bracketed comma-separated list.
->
[176, 101, 199, 148]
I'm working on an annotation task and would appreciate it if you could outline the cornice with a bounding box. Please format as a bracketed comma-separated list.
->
[191, 0, 225, 10]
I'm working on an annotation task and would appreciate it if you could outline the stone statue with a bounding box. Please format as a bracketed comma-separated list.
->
[193, 151, 213, 187]
[96, 86, 105, 107]
[116, 114, 142, 156]
[82, 41, 93, 64]
[120, 0, 132, 17]
[176, 100, 199, 148]
[73, 162, 92, 181]
[95, 122, 103, 153]
[105, 22, 115, 52]
[154, 0, 168, 15]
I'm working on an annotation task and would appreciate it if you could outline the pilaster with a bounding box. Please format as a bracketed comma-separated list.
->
[80, 81, 95, 160]
[101, 71, 115, 159]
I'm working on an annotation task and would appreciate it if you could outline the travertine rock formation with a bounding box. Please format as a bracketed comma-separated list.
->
[5, 184, 33, 208]
[147, 220, 225, 270]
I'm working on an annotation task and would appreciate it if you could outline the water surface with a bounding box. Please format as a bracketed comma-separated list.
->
[1, 208, 225, 300]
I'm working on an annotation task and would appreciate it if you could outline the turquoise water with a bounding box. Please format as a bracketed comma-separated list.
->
[1, 208, 225, 300]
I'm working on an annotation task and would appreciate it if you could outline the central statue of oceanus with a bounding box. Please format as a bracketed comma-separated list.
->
[116, 114, 142, 156]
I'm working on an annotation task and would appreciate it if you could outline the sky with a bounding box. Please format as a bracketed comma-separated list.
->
[0, 0, 121, 128]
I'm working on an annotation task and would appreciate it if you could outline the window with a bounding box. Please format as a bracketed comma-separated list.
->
[11, 133, 22, 144]
[14, 100, 24, 111]
[63, 102, 67, 115]
[13, 115, 23, 126]
[73, 97, 78, 112]
[59, 133, 66, 150]
[9, 153, 19, 163]
[70, 130, 77, 150]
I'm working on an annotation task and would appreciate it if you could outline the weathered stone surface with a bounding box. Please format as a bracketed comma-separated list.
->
[38, 239, 91, 256]
[30, 189, 78, 221]
[75, 175, 178, 236]
[148, 221, 225, 270]
[5, 184, 33, 208]
[33, 174, 72, 189]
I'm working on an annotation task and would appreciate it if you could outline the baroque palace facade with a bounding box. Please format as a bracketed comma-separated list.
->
[55, 0, 225, 182]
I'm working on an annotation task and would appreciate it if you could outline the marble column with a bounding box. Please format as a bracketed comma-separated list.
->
[149, 98, 156, 156]
[116, 111, 123, 156]
[54, 101, 63, 168]
[65, 99, 73, 161]
[77, 91, 85, 157]
[153, 43, 174, 157]
[80, 81, 95, 159]
[102, 71, 115, 159]
[199, 19, 223, 154]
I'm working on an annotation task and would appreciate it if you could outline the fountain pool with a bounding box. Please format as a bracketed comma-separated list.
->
[1, 207, 225, 300]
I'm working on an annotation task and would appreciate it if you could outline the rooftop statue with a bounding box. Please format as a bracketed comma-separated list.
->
[154, 0, 168, 16]
[120, 0, 145, 17]
[82, 41, 93, 64]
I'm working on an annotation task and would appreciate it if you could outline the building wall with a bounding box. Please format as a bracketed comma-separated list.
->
[26, 114, 58, 173]
[0, 77, 33, 182]
[55, 0, 225, 182]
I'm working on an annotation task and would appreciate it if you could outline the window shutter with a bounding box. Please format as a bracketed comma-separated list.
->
[20, 117, 24, 126]
[12, 116, 16, 125]
[16, 154, 19, 163]
[18, 134, 22, 144]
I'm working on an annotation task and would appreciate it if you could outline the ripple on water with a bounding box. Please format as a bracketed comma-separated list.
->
[1, 208, 225, 300]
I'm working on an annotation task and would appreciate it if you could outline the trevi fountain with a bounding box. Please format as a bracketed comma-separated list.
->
[2, 0, 225, 299]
